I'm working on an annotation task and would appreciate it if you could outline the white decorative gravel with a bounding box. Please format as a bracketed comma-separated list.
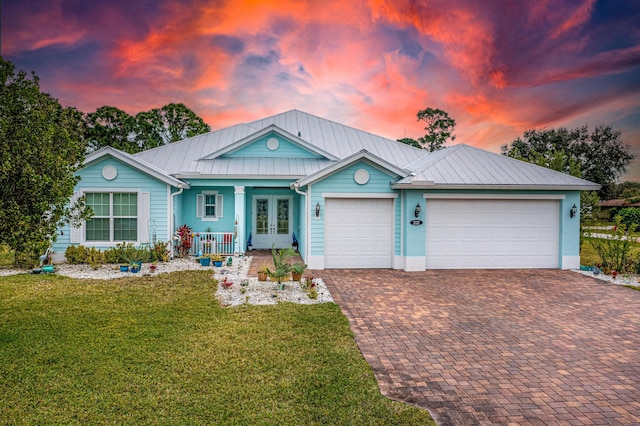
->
[0, 256, 334, 307]
[572, 268, 640, 286]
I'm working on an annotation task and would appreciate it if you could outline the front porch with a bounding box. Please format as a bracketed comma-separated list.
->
[177, 231, 237, 256]
[175, 184, 305, 257]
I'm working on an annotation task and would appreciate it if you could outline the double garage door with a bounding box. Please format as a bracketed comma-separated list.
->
[323, 197, 560, 269]
[425, 199, 560, 268]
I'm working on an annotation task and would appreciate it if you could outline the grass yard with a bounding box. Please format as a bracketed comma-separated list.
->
[0, 270, 433, 425]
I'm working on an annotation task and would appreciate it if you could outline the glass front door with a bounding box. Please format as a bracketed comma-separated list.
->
[252, 196, 292, 249]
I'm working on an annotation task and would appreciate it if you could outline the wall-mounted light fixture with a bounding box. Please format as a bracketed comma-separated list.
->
[570, 204, 578, 218]
[414, 203, 421, 218]
[315, 202, 320, 218]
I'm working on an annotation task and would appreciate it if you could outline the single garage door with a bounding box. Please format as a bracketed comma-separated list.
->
[425, 199, 559, 269]
[325, 198, 394, 268]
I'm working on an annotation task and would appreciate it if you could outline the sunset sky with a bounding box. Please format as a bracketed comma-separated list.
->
[3, 0, 640, 179]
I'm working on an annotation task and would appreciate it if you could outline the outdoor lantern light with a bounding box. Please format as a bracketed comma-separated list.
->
[414, 203, 421, 218]
[315, 202, 320, 218]
[570, 204, 578, 218]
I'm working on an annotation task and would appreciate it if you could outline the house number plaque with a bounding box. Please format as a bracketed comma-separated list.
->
[410, 219, 423, 226]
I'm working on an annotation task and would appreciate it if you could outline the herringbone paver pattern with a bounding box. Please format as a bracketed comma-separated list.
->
[322, 269, 640, 425]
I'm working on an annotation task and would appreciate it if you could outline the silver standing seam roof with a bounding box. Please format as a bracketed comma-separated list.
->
[124, 109, 599, 190]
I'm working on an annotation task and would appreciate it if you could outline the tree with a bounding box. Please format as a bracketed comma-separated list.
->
[135, 103, 210, 150]
[501, 125, 635, 199]
[396, 137, 421, 149]
[0, 57, 89, 266]
[399, 108, 456, 151]
[85, 106, 139, 154]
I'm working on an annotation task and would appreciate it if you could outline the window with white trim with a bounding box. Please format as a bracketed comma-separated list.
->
[85, 192, 138, 241]
[197, 191, 224, 221]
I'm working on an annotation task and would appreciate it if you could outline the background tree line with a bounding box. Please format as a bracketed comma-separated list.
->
[86, 104, 210, 154]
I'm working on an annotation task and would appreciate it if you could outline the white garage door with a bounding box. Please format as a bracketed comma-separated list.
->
[325, 198, 394, 268]
[425, 199, 559, 269]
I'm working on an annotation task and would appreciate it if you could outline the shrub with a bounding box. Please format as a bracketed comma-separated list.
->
[617, 208, 640, 229]
[152, 241, 170, 262]
[589, 216, 637, 273]
[87, 247, 106, 269]
[65, 245, 88, 264]
[176, 224, 192, 257]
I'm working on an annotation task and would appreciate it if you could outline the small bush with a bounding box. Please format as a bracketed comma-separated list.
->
[589, 216, 637, 273]
[152, 241, 170, 262]
[87, 247, 106, 269]
[65, 245, 88, 264]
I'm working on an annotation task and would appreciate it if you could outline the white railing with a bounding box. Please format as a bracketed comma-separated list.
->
[175, 232, 236, 256]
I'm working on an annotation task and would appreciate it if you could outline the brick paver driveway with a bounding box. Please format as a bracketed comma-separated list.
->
[322, 269, 640, 425]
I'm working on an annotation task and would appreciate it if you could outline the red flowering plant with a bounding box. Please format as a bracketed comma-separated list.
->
[176, 224, 193, 257]
[220, 277, 233, 289]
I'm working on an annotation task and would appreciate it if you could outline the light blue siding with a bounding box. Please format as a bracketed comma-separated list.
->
[225, 133, 324, 159]
[54, 157, 170, 253]
[309, 161, 400, 256]
[181, 187, 235, 233]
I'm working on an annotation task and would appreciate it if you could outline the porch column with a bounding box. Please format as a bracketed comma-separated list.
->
[234, 186, 246, 254]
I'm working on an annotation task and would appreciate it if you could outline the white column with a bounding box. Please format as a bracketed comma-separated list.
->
[234, 186, 246, 254]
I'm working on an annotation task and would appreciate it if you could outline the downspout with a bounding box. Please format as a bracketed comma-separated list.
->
[291, 182, 308, 260]
[170, 184, 184, 259]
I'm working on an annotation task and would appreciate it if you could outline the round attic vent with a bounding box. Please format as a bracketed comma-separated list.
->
[354, 168, 369, 185]
[102, 165, 118, 181]
[266, 137, 279, 150]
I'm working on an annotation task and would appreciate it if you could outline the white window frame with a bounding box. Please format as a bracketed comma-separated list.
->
[85, 192, 138, 243]
[197, 191, 224, 221]
[71, 189, 149, 245]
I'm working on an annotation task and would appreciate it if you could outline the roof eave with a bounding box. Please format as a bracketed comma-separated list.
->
[296, 150, 411, 187]
[175, 173, 304, 180]
[83, 147, 188, 189]
[391, 183, 602, 190]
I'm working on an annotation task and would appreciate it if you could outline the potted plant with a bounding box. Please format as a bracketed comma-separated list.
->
[257, 262, 271, 281]
[120, 264, 129, 272]
[198, 255, 211, 267]
[130, 262, 141, 273]
[211, 253, 224, 267]
[290, 262, 306, 281]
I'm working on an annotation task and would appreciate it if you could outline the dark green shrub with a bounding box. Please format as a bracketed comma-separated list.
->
[618, 208, 640, 228]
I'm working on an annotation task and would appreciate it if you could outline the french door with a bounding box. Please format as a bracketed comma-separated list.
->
[252, 196, 292, 249]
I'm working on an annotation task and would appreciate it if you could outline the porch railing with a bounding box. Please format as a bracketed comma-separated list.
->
[175, 232, 236, 256]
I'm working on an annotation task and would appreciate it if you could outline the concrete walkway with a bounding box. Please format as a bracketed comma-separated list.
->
[322, 269, 640, 425]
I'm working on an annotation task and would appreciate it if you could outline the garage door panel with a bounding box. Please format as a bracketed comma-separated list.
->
[426, 200, 559, 269]
[325, 199, 393, 268]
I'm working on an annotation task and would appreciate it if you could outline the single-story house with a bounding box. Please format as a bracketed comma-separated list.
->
[53, 110, 600, 270]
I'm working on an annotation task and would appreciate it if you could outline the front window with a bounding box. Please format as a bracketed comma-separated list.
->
[205, 194, 217, 218]
[85, 192, 138, 242]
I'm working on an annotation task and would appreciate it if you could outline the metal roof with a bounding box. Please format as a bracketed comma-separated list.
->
[133, 110, 425, 177]
[128, 110, 600, 190]
[395, 144, 601, 190]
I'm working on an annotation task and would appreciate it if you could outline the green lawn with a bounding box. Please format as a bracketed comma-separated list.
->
[0, 270, 433, 425]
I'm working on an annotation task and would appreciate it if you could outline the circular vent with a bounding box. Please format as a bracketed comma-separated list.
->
[266, 137, 279, 150]
[102, 165, 118, 181]
[354, 169, 369, 185]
